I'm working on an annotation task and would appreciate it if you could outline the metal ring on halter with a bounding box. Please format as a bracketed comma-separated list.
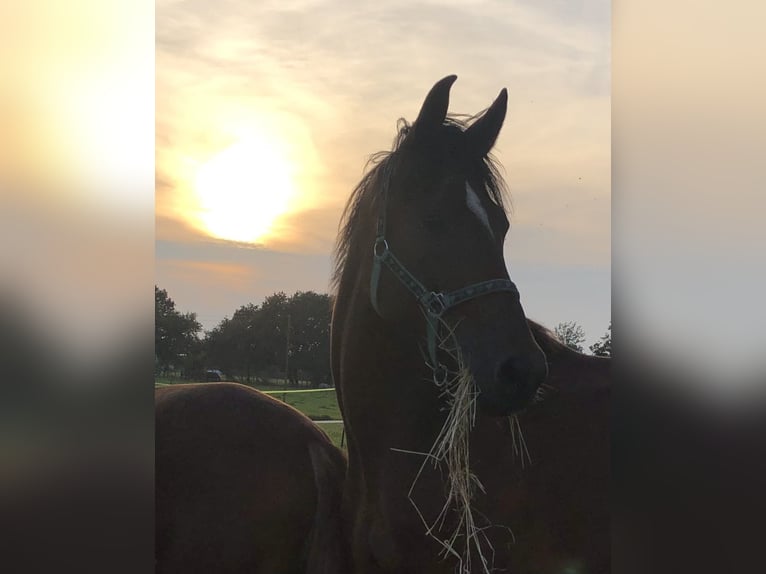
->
[433, 363, 449, 386]
[424, 292, 447, 317]
[373, 237, 389, 258]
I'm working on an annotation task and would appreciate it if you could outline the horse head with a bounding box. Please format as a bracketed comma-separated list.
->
[369, 75, 547, 416]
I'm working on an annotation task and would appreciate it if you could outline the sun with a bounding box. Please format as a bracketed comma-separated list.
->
[193, 133, 297, 244]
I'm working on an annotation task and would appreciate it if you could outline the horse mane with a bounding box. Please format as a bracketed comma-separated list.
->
[527, 319, 572, 357]
[331, 114, 511, 292]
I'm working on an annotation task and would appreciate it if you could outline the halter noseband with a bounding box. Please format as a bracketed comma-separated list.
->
[369, 166, 519, 373]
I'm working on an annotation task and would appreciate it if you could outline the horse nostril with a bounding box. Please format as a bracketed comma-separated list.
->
[495, 355, 529, 385]
[495, 354, 546, 398]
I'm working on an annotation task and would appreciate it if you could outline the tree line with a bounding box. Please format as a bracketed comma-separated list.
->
[155, 285, 611, 387]
[554, 320, 611, 357]
[155, 286, 332, 387]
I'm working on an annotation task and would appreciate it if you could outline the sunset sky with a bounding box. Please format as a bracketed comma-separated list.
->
[155, 0, 611, 345]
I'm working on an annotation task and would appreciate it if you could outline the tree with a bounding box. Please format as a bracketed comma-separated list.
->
[589, 322, 611, 357]
[287, 291, 332, 387]
[254, 292, 290, 375]
[202, 291, 333, 387]
[204, 304, 260, 382]
[155, 286, 202, 375]
[553, 321, 586, 352]
[204, 294, 290, 383]
[180, 336, 207, 380]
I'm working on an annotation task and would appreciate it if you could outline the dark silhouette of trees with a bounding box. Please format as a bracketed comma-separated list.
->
[553, 321, 587, 352]
[286, 291, 332, 387]
[155, 286, 202, 376]
[199, 290, 332, 387]
[589, 322, 612, 357]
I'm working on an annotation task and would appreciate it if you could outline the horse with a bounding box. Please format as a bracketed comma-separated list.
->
[330, 75, 551, 573]
[505, 320, 610, 574]
[155, 382, 349, 574]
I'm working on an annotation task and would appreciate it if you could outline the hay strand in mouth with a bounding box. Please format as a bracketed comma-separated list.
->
[402, 364, 496, 573]
[392, 316, 506, 574]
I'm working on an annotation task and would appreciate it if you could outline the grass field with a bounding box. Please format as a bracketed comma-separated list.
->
[155, 378, 346, 449]
[313, 422, 345, 450]
[255, 386, 346, 449]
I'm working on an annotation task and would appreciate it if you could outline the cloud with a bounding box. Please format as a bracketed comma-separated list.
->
[156, 0, 609, 240]
[156, 238, 333, 329]
[155, 0, 610, 326]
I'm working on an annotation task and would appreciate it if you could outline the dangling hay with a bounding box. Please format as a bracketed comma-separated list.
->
[389, 317, 558, 572]
[507, 382, 556, 469]
[392, 365, 496, 573]
[508, 414, 532, 470]
[391, 320, 503, 573]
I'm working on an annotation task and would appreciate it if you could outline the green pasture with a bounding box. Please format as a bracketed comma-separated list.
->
[155, 379, 346, 449]
[314, 422, 345, 450]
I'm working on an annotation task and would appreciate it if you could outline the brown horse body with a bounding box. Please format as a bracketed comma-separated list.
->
[432, 321, 610, 574]
[155, 383, 348, 574]
[330, 315, 610, 573]
[502, 321, 610, 574]
[152, 325, 608, 573]
[331, 75, 609, 573]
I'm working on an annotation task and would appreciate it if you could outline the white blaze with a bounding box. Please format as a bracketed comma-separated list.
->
[465, 182, 494, 238]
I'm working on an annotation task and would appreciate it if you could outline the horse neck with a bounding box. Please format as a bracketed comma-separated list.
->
[336, 268, 432, 388]
[332, 249, 445, 452]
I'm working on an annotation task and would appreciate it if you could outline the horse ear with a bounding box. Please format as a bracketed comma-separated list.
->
[413, 75, 458, 131]
[465, 88, 508, 157]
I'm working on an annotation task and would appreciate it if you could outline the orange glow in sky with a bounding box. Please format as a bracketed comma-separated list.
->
[192, 133, 298, 244]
